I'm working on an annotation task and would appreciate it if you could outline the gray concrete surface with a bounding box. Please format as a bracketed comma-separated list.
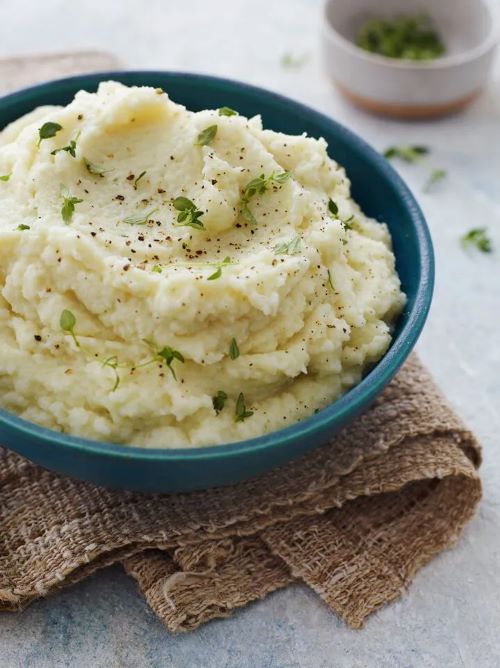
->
[0, 1, 499, 666]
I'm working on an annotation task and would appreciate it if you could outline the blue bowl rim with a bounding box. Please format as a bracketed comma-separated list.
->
[0, 70, 434, 463]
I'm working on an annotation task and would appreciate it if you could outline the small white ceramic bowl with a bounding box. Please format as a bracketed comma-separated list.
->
[321, 0, 499, 118]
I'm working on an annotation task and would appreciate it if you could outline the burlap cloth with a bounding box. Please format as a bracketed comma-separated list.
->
[0, 53, 481, 632]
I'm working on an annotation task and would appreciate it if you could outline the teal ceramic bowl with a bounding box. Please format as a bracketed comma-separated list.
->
[0, 72, 434, 492]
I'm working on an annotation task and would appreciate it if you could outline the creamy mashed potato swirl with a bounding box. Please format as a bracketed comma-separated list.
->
[0, 82, 405, 447]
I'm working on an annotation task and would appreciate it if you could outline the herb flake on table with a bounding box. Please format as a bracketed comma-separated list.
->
[281, 52, 309, 68]
[384, 145, 429, 163]
[195, 125, 218, 146]
[461, 228, 493, 254]
[235, 392, 253, 422]
[212, 390, 228, 414]
[61, 187, 83, 224]
[60, 309, 79, 347]
[173, 197, 205, 230]
[423, 168, 447, 192]
[37, 122, 63, 147]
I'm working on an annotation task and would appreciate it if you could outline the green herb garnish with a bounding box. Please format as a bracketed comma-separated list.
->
[218, 107, 238, 117]
[51, 133, 79, 158]
[461, 228, 493, 254]
[424, 168, 447, 192]
[172, 197, 205, 230]
[195, 125, 218, 146]
[240, 171, 290, 224]
[156, 346, 185, 380]
[356, 15, 445, 61]
[60, 309, 79, 347]
[0, 174, 11, 182]
[134, 170, 147, 189]
[207, 256, 232, 280]
[328, 199, 339, 216]
[17, 224, 30, 231]
[84, 158, 110, 177]
[235, 392, 253, 422]
[37, 122, 63, 147]
[327, 269, 334, 291]
[102, 355, 121, 392]
[384, 146, 429, 163]
[123, 208, 157, 225]
[274, 236, 302, 255]
[152, 265, 162, 273]
[61, 187, 83, 224]
[212, 390, 228, 414]
[229, 337, 240, 360]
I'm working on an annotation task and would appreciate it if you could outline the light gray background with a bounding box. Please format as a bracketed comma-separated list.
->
[0, 1, 499, 666]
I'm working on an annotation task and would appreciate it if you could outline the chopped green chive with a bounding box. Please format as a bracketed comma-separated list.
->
[195, 125, 218, 146]
[235, 392, 253, 422]
[461, 228, 493, 254]
[212, 390, 228, 414]
[123, 208, 157, 225]
[274, 236, 302, 255]
[218, 107, 238, 117]
[173, 197, 205, 230]
[357, 15, 445, 61]
[37, 122, 63, 147]
[61, 187, 83, 224]
[60, 309, 79, 347]
[229, 337, 240, 360]
[134, 170, 147, 189]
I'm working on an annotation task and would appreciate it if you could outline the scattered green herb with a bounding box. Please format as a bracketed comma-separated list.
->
[328, 199, 339, 216]
[51, 133, 79, 158]
[229, 337, 240, 360]
[424, 168, 447, 192]
[356, 15, 445, 61]
[384, 145, 429, 163]
[461, 228, 493, 254]
[152, 265, 162, 273]
[218, 107, 238, 117]
[60, 309, 79, 347]
[281, 52, 309, 68]
[37, 122, 63, 147]
[240, 171, 290, 224]
[123, 208, 157, 225]
[102, 355, 121, 392]
[212, 390, 228, 414]
[84, 158, 110, 177]
[195, 125, 218, 146]
[156, 346, 185, 380]
[134, 170, 147, 189]
[172, 197, 205, 230]
[235, 392, 253, 422]
[274, 236, 302, 255]
[0, 174, 11, 182]
[207, 256, 233, 280]
[327, 269, 334, 291]
[61, 187, 83, 224]
[17, 224, 30, 231]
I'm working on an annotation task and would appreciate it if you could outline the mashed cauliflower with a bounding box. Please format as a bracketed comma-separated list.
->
[0, 82, 405, 447]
